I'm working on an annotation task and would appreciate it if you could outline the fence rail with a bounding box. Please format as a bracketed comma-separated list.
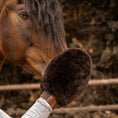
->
[0, 79, 118, 91]
[53, 104, 118, 113]
[0, 78, 118, 114]
[4, 104, 118, 116]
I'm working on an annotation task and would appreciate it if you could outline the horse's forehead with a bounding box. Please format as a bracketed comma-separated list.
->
[6, 0, 17, 4]
[5, 0, 24, 5]
[0, 0, 24, 13]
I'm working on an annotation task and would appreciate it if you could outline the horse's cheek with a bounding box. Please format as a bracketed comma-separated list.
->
[0, 18, 28, 63]
[1, 34, 27, 63]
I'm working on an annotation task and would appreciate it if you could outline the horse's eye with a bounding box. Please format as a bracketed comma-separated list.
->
[18, 11, 29, 20]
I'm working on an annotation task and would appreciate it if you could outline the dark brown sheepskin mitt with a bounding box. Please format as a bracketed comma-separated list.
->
[41, 48, 92, 106]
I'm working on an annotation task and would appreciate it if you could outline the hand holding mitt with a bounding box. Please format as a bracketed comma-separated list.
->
[41, 48, 92, 106]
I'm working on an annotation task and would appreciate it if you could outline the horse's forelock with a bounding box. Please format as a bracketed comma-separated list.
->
[25, 0, 66, 53]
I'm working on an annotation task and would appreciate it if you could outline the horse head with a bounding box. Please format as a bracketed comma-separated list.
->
[0, 0, 67, 78]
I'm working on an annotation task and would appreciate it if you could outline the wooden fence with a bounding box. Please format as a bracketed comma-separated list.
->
[0, 78, 118, 113]
[0, 78, 118, 91]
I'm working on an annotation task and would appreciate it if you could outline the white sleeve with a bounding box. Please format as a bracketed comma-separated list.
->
[0, 109, 12, 118]
[21, 97, 52, 118]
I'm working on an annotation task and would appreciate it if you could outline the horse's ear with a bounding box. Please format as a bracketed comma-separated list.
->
[17, 0, 24, 4]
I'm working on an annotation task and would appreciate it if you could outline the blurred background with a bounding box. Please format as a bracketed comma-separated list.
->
[0, 0, 118, 117]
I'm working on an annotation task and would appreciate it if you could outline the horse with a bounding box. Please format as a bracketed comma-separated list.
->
[0, 0, 67, 78]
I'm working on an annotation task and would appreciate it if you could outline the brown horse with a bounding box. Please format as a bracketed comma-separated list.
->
[0, 0, 67, 78]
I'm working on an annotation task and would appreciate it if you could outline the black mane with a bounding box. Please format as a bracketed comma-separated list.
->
[25, 0, 66, 52]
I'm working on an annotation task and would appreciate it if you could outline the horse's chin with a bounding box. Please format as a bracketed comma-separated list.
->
[23, 63, 47, 79]
[40, 65, 47, 76]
